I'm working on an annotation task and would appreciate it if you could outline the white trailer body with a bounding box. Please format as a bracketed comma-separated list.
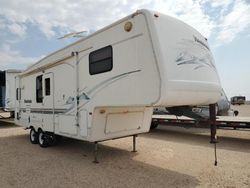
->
[15, 10, 221, 144]
[0, 69, 21, 112]
[5, 70, 22, 112]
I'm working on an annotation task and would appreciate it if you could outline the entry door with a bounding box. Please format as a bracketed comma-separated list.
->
[43, 73, 54, 132]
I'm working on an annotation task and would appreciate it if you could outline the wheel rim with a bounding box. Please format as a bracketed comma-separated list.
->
[39, 132, 44, 145]
[30, 129, 36, 141]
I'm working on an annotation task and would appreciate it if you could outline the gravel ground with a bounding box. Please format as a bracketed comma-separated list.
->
[0, 105, 250, 188]
[231, 104, 250, 117]
[0, 120, 249, 188]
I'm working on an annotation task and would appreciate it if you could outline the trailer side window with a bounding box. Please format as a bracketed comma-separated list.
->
[89, 46, 113, 75]
[36, 75, 43, 103]
[45, 78, 50, 96]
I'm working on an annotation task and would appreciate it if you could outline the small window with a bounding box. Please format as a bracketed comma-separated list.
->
[45, 78, 50, 96]
[36, 75, 43, 103]
[89, 46, 113, 75]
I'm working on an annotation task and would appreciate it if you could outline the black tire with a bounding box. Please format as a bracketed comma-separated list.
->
[30, 128, 38, 144]
[10, 111, 15, 118]
[150, 121, 159, 130]
[38, 130, 50, 148]
[234, 110, 239, 116]
[49, 134, 58, 145]
[54, 135, 62, 144]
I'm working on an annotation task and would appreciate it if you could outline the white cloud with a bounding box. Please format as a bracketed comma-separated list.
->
[0, 18, 6, 29]
[0, 0, 216, 39]
[153, 0, 215, 38]
[209, 0, 233, 8]
[0, 45, 43, 70]
[0, 0, 152, 38]
[0, 0, 249, 52]
[216, 0, 250, 45]
[7, 23, 27, 37]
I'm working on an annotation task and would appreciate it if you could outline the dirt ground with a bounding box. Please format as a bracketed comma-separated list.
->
[231, 104, 250, 117]
[0, 119, 249, 188]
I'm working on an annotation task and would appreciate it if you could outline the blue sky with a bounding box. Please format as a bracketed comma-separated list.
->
[0, 0, 250, 99]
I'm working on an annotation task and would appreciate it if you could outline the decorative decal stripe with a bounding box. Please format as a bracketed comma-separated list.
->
[175, 38, 216, 71]
[20, 108, 68, 114]
[65, 69, 141, 115]
[19, 70, 141, 116]
[176, 53, 216, 71]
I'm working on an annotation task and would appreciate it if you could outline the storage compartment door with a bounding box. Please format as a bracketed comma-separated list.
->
[58, 114, 77, 135]
[105, 112, 143, 134]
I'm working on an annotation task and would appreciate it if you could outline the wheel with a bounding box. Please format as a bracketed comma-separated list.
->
[234, 110, 239, 116]
[38, 130, 50, 148]
[49, 134, 58, 145]
[10, 111, 15, 118]
[54, 135, 62, 144]
[30, 128, 38, 144]
[150, 121, 159, 130]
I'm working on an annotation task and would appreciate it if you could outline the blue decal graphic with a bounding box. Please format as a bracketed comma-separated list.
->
[64, 70, 141, 114]
[176, 52, 216, 71]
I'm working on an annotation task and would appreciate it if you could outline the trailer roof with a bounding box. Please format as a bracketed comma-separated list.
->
[5, 69, 22, 73]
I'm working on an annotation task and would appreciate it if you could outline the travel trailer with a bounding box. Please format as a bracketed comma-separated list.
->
[15, 9, 221, 161]
[0, 70, 22, 116]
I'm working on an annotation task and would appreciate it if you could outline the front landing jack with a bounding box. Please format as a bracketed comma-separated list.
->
[209, 104, 218, 166]
[132, 135, 137, 152]
[93, 142, 99, 164]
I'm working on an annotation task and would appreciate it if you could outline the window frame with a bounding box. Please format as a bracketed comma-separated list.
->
[36, 75, 43, 103]
[89, 45, 113, 75]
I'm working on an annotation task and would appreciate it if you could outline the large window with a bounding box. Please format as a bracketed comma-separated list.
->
[45, 78, 50, 96]
[36, 75, 43, 103]
[89, 46, 113, 75]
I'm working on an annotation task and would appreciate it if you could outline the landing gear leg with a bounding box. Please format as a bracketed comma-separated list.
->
[209, 104, 218, 166]
[132, 135, 137, 152]
[209, 104, 217, 143]
[93, 142, 99, 163]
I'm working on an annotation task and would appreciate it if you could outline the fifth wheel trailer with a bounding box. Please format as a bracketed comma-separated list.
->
[15, 9, 222, 161]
